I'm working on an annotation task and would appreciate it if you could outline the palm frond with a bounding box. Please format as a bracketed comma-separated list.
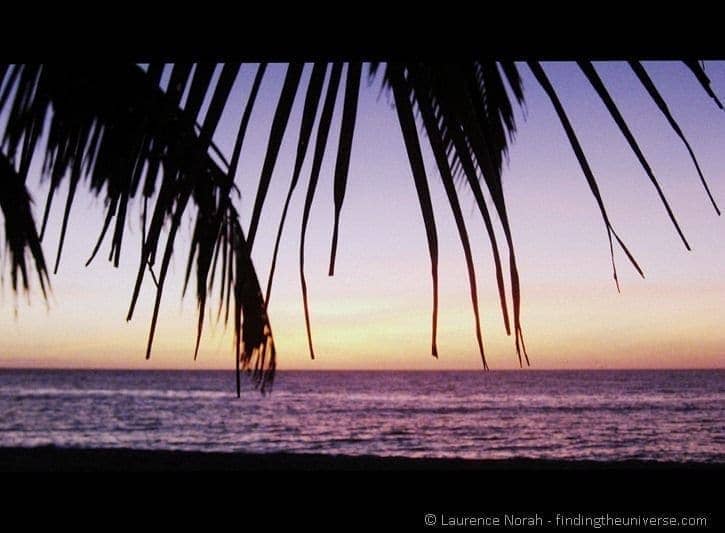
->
[299, 63, 344, 360]
[629, 61, 721, 215]
[578, 61, 691, 250]
[381, 62, 528, 365]
[1, 59, 722, 389]
[265, 62, 327, 306]
[246, 63, 304, 250]
[0, 63, 275, 392]
[328, 61, 362, 276]
[684, 60, 724, 109]
[528, 61, 645, 292]
[388, 63, 440, 358]
[406, 66, 487, 368]
[0, 152, 49, 296]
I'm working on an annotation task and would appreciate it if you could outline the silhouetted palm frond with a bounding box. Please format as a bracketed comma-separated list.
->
[0, 63, 275, 392]
[0, 152, 49, 296]
[382, 62, 530, 366]
[0, 60, 721, 392]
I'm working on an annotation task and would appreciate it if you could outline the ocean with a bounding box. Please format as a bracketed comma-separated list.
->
[0, 369, 722, 462]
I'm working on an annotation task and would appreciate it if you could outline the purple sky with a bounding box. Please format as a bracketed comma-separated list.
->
[2, 62, 725, 369]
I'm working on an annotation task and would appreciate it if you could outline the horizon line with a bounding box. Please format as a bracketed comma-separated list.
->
[1, 366, 722, 372]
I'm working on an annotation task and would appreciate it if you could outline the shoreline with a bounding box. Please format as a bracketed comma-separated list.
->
[1, 445, 722, 471]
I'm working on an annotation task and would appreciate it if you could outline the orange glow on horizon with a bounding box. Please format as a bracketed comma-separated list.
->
[4, 277, 724, 370]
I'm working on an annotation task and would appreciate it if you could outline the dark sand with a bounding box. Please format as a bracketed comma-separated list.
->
[2, 446, 720, 528]
[1, 445, 721, 471]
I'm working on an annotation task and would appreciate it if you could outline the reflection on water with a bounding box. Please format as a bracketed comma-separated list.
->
[0, 369, 722, 461]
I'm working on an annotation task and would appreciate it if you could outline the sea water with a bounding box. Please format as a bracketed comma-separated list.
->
[0, 369, 722, 461]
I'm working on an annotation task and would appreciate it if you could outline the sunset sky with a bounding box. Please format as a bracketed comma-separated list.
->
[2, 61, 724, 370]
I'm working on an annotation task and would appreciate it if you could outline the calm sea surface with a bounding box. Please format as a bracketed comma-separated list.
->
[0, 370, 722, 461]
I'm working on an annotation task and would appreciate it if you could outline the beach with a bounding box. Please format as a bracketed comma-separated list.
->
[2, 369, 721, 527]
[1, 445, 721, 471]
[2, 445, 720, 530]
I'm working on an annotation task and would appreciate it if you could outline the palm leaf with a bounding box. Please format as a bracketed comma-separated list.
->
[409, 66, 512, 335]
[1, 59, 722, 388]
[265, 62, 327, 305]
[328, 61, 362, 276]
[684, 60, 724, 109]
[578, 60, 690, 250]
[528, 61, 645, 292]
[399, 63, 527, 364]
[215, 62, 267, 324]
[0, 62, 275, 390]
[299, 63, 344, 360]
[0, 152, 49, 296]
[388, 63, 439, 358]
[407, 66, 487, 368]
[246, 63, 304, 250]
[629, 61, 721, 215]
